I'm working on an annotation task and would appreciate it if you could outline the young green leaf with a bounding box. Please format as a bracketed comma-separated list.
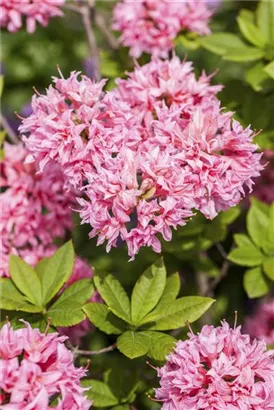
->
[223, 47, 264, 62]
[156, 273, 181, 308]
[94, 271, 131, 322]
[247, 205, 269, 248]
[243, 267, 269, 298]
[263, 257, 274, 280]
[82, 379, 119, 407]
[140, 331, 176, 361]
[142, 296, 215, 331]
[264, 61, 274, 79]
[199, 33, 246, 55]
[131, 259, 166, 324]
[0, 279, 43, 313]
[117, 331, 150, 359]
[35, 257, 49, 281]
[47, 300, 85, 327]
[233, 234, 254, 247]
[246, 62, 270, 91]
[237, 16, 266, 48]
[9, 255, 42, 306]
[55, 279, 94, 305]
[83, 303, 126, 335]
[227, 246, 264, 267]
[40, 241, 74, 304]
[256, 0, 274, 45]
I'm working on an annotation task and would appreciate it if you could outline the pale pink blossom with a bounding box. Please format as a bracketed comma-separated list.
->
[0, 0, 64, 33]
[113, 0, 213, 57]
[244, 300, 274, 345]
[0, 143, 74, 277]
[155, 321, 274, 409]
[0, 321, 92, 409]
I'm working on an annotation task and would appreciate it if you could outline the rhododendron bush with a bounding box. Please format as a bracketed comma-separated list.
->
[1, 0, 274, 409]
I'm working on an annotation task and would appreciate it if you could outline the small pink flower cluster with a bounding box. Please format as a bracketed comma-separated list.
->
[0, 0, 64, 33]
[156, 322, 274, 409]
[112, 0, 213, 57]
[252, 150, 274, 204]
[0, 142, 74, 277]
[244, 299, 274, 345]
[21, 57, 262, 259]
[58, 257, 101, 345]
[0, 321, 92, 409]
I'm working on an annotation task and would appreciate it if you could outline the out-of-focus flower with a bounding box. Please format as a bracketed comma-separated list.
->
[0, 142, 74, 277]
[0, 321, 92, 409]
[252, 150, 274, 204]
[58, 257, 101, 345]
[244, 299, 274, 345]
[112, 0, 213, 58]
[21, 59, 262, 260]
[155, 321, 274, 409]
[0, 0, 64, 33]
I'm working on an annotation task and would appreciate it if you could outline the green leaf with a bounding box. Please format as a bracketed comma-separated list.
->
[117, 331, 150, 359]
[35, 257, 49, 281]
[247, 205, 269, 248]
[41, 241, 74, 304]
[83, 303, 126, 335]
[239, 9, 255, 24]
[203, 219, 226, 242]
[227, 246, 264, 267]
[263, 257, 274, 280]
[94, 271, 131, 322]
[131, 259, 166, 324]
[257, 0, 274, 45]
[55, 279, 94, 305]
[234, 234, 254, 247]
[237, 16, 266, 48]
[48, 300, 85, 327]
[9, 255, 42, 306]
[140, 331, 176, 361]
[82, 379, 119, 407]
[264, 61, 274, 79]
[243, 267, 269, 298]
[263, 204, 274, 255]
[193, 257, 219, 278]
[0, 279, 43, 313]
[142, 297, 215, 331]
[246, 62, 270, 91]
[223, 47, 264, 62]
[199, 33, 246, 56]
[156, 273, 181, 308]
[219, 207, 241, 225]
[112, 406, 130, 410]
[0, 75, 4, 98]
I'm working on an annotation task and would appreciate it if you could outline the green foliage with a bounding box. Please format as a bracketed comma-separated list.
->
[228, 201, 274, 298]
[0, 242, 94, 328]
[87, 260, 214, 360]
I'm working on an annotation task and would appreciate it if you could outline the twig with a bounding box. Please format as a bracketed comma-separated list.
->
[216, 242, 227, 259]
[203, 260, 230, 297]
[95, 14, 119, 50]
[70, 343, 117, 356]
[81, 3, 101, 80]
[0, 114, 20, 144]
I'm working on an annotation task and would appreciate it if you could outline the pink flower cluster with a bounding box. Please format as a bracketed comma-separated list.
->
[0, 142, 74, 277]
[0, 0, 64, 33]
[112, 0, 213, 57]
[58, 257, 101, 345]
[0, 321, 91, 409]
[244, 299, 274, 345]
[252, 150, 274, 204]
[156, 322, 274, 409]
[21, 57, 262, 259]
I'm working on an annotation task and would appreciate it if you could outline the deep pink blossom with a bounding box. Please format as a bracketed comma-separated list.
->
[0, 0, 64, 33]
[112, 0, 213, 57]
[244, 300, 274, 345]
[0, 321, 92, 408]
[0, 143, 74, 277]
[21, 59, 262, 259]
[156, 321, 274, 409]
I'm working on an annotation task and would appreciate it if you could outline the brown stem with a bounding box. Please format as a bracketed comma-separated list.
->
[203, 260, 230, 297]
[0, 114, 20, 144]
[70, 343, 117, 356]
[95, 14, 119, 50]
